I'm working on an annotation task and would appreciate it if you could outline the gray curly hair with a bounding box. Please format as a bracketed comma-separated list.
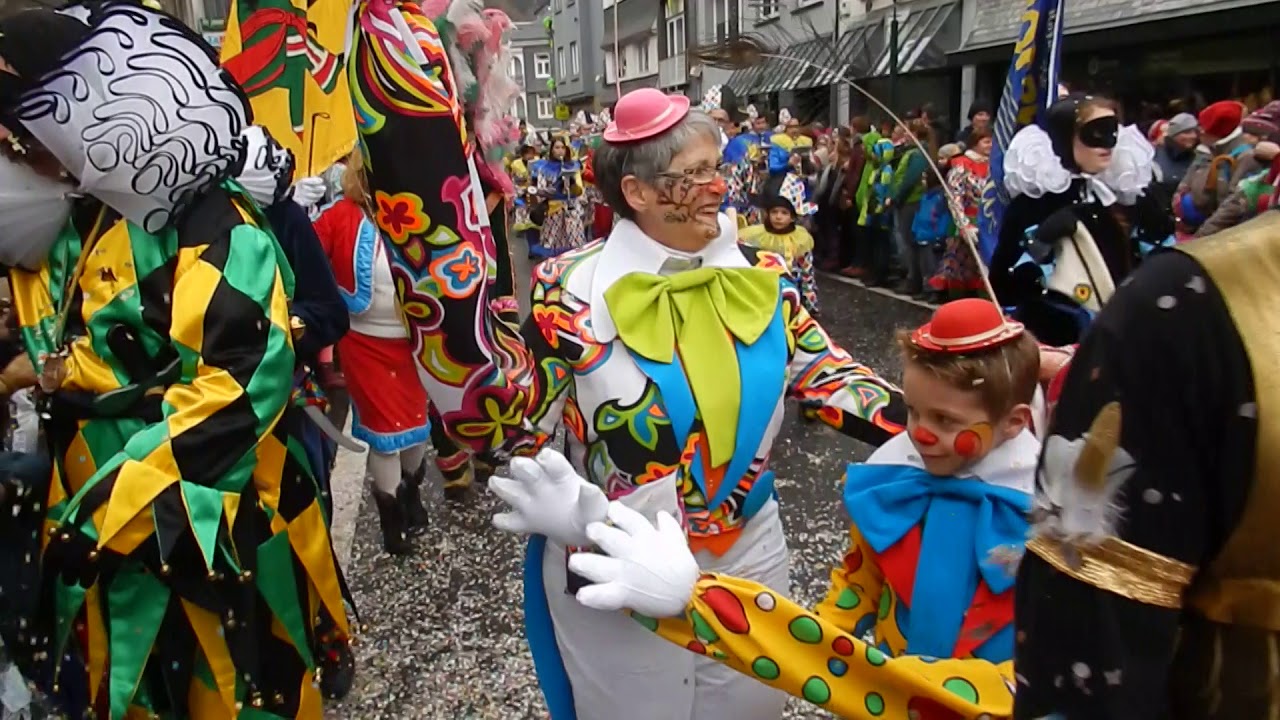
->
[593, 109, 720, 221]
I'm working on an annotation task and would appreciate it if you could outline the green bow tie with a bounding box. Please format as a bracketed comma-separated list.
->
[604, 265, 781, 468]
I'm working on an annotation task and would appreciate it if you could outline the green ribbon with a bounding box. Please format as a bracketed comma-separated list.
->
[604, 266, 780, 468]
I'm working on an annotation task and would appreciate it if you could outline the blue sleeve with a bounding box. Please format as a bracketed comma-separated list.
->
[264, 201, 350, 362]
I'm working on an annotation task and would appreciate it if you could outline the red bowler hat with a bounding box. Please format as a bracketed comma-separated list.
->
[911, 298, 1024, 354]
[603, 88, 691, 143]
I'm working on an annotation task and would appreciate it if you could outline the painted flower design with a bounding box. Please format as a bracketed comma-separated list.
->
[428, 243, 484, 299]
[375, 190, 429, 244]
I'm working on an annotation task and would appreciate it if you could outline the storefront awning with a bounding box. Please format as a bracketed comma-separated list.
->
[725, 64, 762, 96]
[957, 0, 1275, 55]
[601, 0, 660, 50]
[867, 2, 959, 77]
[823, 21, 884, 84]
[780, 37, 844, 92]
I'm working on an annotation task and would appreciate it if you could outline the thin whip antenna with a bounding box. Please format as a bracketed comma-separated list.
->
[703, 36, 1003, 310]
[760, 49, 1001, 308]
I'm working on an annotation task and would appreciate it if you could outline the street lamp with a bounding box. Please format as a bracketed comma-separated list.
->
[889, 0, 899, 112]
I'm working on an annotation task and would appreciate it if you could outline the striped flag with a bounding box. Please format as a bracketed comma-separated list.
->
[976, 0, 1066, 264]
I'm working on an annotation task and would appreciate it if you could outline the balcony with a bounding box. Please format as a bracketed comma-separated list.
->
[659, 53, 687, 88]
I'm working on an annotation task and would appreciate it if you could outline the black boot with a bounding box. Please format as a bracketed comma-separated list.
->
[400, 461, 431, 535]
[442, 463, 475, 503]
[372, 489, 413, 555]
[318, 634, 356, 700]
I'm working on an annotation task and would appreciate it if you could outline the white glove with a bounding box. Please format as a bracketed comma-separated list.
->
[488, 448, 609, 547]
[568, 502, 699, 619]
[290, 176, 327, 208]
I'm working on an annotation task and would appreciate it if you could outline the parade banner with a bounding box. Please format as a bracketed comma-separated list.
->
[220, 0, 357, 178]
[977, 0, 1065, 264]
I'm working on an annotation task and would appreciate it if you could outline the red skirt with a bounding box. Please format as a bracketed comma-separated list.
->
[338, 330, 430, 453]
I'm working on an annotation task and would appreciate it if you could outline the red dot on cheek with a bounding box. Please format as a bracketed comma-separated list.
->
[953, 429, 983, 458]
[912, 426, 939, 447]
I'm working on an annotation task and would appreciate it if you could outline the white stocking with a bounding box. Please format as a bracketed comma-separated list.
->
[368, 451, 401, 495]
[399, 443, 426, 475]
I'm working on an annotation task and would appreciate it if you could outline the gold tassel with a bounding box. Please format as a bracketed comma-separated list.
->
[1073, 401, 1122, 491]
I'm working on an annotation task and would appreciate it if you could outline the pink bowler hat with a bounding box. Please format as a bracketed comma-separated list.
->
[603, 88, 691, 143]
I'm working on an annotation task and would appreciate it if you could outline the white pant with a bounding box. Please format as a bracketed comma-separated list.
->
[542, 489, 790, 720]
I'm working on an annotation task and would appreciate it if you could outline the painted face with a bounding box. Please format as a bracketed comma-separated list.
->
[643, 132, 725, 246]
[1073, 106, 1118, 175]
[901, 363, 1001, 477]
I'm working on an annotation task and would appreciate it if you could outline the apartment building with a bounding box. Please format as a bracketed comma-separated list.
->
[509, 19, 556, 130]
[546, 0, 604, 115]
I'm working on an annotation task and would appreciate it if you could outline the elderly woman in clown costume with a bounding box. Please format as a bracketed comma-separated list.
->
[470, 88, 909, 720]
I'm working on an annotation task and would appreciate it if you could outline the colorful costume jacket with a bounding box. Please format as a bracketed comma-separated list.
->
[636, 430, 1039, 718]
[15, 190, 349, 719]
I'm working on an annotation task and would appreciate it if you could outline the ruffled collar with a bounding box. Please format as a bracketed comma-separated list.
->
[1002, 124, 1155, 207]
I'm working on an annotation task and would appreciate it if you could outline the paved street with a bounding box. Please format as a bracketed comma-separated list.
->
[323, 243, 931, 719]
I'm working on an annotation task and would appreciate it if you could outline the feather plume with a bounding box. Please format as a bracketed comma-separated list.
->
[1073, 402, 1122, 491]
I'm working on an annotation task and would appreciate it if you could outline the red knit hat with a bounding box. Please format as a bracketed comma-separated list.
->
[910, 298, 1024, 354]
[1198, 101, 1245, 139]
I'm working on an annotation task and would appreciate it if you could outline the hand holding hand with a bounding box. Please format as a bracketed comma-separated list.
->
[568, 502, 699, 619]
[290, 176, 327, 209]
[489, 449, 609, 547]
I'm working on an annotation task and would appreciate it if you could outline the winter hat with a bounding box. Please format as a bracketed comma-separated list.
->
[1243, 101, 1280, 142]
[1146, 119, 1169, 144]
[1198, 101, 1245, 139]
[967, 100, 992, 120]
[1166, 112, 1198, 137]
[937, 143, 963, 163]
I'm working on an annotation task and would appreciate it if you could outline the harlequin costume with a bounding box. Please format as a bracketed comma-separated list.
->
[738, 173, 820, 315]
[0, 3, 350, 717]
[363, 83, 907, 719]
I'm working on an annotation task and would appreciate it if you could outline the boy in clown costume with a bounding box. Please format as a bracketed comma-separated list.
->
[529, 299, 1045, 718]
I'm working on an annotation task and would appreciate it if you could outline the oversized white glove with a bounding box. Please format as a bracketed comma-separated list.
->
[568, 502, 699, 619]
[488, 448, 609, 547]
[290, 176, 327, 209]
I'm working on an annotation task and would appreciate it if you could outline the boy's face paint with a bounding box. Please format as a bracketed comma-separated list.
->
[912, 425, 939, 447]
[901, 364, 1002, 477]
[953, 422, 994, 458]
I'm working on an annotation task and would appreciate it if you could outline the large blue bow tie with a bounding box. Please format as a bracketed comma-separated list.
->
[843, 463, 1031, 659]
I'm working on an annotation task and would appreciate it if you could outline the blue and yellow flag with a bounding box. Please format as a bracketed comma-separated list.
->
[220, 0, 357, 177]
[977, 0, 1065, 263]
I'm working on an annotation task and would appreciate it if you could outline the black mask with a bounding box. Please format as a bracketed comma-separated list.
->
[1078, 115, 1118, 150]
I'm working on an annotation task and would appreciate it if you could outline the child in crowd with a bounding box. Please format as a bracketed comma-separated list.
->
[563, 298, 1042, 718]
[739, 173, 821, 315]
[911, 144, 963, 303]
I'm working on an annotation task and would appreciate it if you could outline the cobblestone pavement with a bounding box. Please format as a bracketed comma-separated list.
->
[323, 258, 930, 719]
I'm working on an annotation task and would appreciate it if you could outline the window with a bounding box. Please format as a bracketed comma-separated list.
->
[557, 47, 566, 77]
[536, 95, 553, 118]
[707, 0, 741, 42]
[665, 14, 685, 56]
[509, 56, 525, 84]
[758, 0, 779, 19]
[637, 41, 652, 74]
[570, 41, 580, 75]
[511, 96, 528, 120]
[534, 53, 551, 77]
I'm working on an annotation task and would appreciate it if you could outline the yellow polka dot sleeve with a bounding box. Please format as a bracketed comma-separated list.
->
[638, 571, 1016, 719]
[814, 527, 889, 641]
